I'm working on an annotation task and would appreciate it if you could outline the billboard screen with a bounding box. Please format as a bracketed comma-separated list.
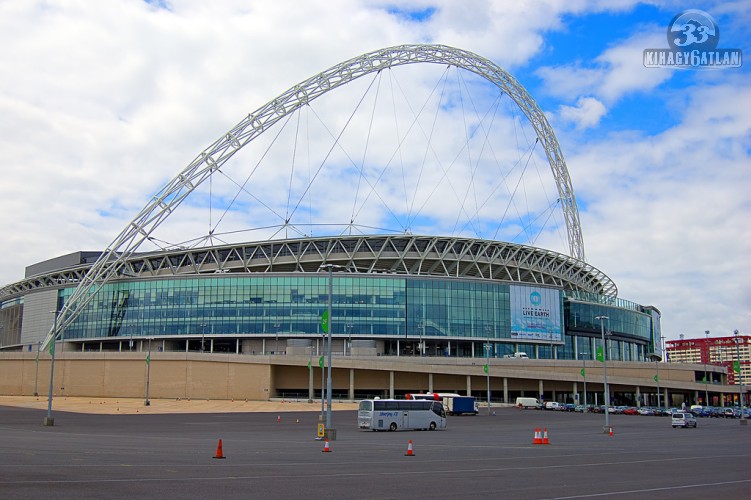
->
[510, 285, 562, 342]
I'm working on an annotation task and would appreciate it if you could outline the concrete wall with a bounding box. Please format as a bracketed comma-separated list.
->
[0, 352, 732, 403]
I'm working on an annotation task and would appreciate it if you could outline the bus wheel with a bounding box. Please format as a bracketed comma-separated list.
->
[429, 422, 436, 431]
[389, 422, 397, 431]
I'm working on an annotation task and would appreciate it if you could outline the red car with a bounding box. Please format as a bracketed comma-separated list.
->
[623, 407, 639, 415]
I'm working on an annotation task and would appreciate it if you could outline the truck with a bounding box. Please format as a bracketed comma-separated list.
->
[504, 352, 529, 359]
[445, 396, 478, 415]
[515, 397, 542, 409]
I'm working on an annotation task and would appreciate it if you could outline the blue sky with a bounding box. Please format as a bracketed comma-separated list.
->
[0, 0, 748, 340]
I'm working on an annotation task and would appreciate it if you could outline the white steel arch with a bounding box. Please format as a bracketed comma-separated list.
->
[44, 44, 586, 346]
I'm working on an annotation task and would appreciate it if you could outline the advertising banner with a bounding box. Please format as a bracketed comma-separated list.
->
[510, 285, 562, 341]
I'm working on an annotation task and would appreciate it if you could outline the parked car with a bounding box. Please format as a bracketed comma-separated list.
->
[637, 407, 654, 416]
[562, 403, 576, 412]
[671, 411, 697, 428]
[723, 408, 741, 419]
[545, 401, 562, 410]
[623, 407, 639, 415]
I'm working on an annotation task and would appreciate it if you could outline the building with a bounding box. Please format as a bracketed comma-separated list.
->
[667, 334, 750, 386]
[1, 237, 662, 362]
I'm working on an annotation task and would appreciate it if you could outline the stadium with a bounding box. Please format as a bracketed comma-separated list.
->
[0, 45, 736, 407]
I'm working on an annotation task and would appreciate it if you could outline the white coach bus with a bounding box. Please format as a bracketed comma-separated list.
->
[358, 398, 447, 431]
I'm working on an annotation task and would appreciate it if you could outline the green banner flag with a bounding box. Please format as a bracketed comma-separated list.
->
[146, 354, 150, 365]
[321, 310, 329, 333]
[702, 375, 706, 383]
[580, 368, 585, 377]
[595, 346, 604, 363]
[319, 355, 324, 369]
[483, 364, 488, 374]
[49, 341, 54, 355]
[734, 361, 740, 373]
[307, 360, 312, 369]
[653, 374, 658, 383]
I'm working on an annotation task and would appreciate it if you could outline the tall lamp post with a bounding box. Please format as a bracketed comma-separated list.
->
[417, 321, 424, 357]
[43, 309, 61, 426]
[34, 341, 41, 397]
[734, 330, 746, 425]
[595, 315, 610, 433]
[145, 337, 152, 406]
[319, 263, 342, 437]
[704, 330, 710, 406]
[484, 326, 492, 415]
[579, 352, 588, 412]
[201, 322, 206, 353]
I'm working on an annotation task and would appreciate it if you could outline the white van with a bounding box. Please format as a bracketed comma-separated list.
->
[504, 352, 529, 359]
[671, 411, 697, 428]
[515, 397, 542, 409]
[545, 401, 562, 410]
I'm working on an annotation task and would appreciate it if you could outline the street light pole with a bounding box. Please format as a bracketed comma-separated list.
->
[704, 330, 710, 406]
[34, 341, 41, 397]
[734, 330, 746, 425]
[43, 309, 61, 426]
[579, 352, 587, 412]
[145, 337, 152, 406]
[319, 263, 342, 435]
[596, 315, 610, 432]
[201, 322, 206, 353]
[417, 321, 424, 357]
[484, 330, 491, 415]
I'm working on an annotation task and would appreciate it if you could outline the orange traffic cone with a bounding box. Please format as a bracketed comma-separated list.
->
[542, 428, 550, 445]
[404, 439, 415, 457]
[322, 438, 332, 453]
[609, 427, 614, 436]
[277, 415, 281, 423]
[213, 439, 226, 459]
[533, 428, 543, 445]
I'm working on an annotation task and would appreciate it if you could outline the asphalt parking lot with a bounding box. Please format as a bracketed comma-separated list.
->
[0, 405, 748, 499]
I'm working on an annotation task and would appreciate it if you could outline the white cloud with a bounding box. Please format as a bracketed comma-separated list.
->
[537, 29, 672, 104]
[558, 96, 607, 129]
[565, 78, 751, 338]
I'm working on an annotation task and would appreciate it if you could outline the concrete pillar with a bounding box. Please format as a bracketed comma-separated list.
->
[664, 388, 669, 407]
[466, 375, 472, 395]
[349, 369, 355, 401]
[428, 373, 433, 393]
[635, 386, 641, 407]
[539, 379, 544, 400]
[448, 341, 451, 356]
[389, 371, 395, 399]
[236, 339, 240, 354]
[262, 338, 266, 354]
[396, 339, 400, 357]
[503, 377, 509, 404]
[471, 342, 475, 358]
[573, 381, 578, 404]
[694, 390, 699, 406]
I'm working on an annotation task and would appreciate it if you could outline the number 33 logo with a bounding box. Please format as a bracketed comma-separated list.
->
[673, 23, 711, 46]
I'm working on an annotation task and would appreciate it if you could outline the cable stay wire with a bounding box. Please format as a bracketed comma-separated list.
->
[349, 70, 385, 234]
[493, 136, 540, 242]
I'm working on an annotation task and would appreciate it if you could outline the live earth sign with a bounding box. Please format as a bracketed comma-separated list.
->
[643, 9, 742, 69]
[510, 285, 562, 342]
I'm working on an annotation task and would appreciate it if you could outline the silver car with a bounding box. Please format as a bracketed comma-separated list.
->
[671, 411, 697, 428]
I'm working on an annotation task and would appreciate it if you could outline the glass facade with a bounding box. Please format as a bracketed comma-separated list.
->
[0, 272, 657, 361]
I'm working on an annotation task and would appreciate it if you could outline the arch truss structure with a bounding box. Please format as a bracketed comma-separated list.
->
[43, 44, 589, 347]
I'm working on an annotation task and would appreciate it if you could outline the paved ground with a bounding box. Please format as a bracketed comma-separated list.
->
[0, 404, 748, 499]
